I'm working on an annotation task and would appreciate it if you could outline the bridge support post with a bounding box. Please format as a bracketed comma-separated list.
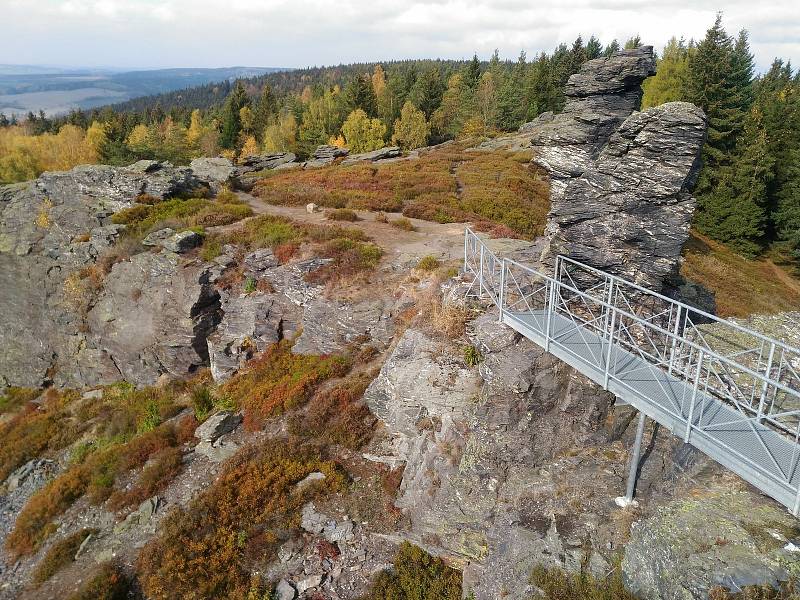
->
[478, 245, 485, 298]
[615, 411, 647, 509]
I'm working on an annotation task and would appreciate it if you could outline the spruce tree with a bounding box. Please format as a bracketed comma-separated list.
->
[220, 81, 250, 150]
[694, 108, 773, 255]
[464, 54, 482, 89]
[253, 84, 277, 141]
[586, 36, 603, 60]
[344, 75, 377, 117]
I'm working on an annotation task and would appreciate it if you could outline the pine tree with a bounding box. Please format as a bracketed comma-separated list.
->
[220, 81, 250, 150]
[344, 75, 378, 117]
[464, 54, 482, 89]
[407, 68, 445, 119]
[624, 35, 642, 49]
[604, 40, 621, 57]
[253, 84, 276, 140]
[586, 36, 603, 60]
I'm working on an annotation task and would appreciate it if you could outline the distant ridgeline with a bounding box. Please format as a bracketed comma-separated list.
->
[1, 14, 799, 263]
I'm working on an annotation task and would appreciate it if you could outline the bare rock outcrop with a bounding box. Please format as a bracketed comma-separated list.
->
[544, 101, 707, 289]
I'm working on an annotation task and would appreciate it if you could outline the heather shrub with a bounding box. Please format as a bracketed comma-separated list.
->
[66, 562, 131, 600]
[359, 542, 462, 600]
[326, 208, 360, 221]
[221, 340, 352, 427]
[108, 446, 183, 511]
[111, 197, 251, 238]
[288, 373, 376, 449]
[390, 217, 416, 231]
[529, 563, 636, 600]
[0, 386, 40, 415]
[216, 186, 240, 204]
[417, 255, 440, 271]
[137, 439, 346, 599]
[32, 528, 98, 584]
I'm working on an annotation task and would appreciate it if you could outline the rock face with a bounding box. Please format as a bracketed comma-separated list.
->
[544, 102, 707, 289]
[87, 252, 221, 386]
[190, 152, 297, 190]
[622, 488, 800, 599]
[0, 162, 209, 388]
[341, 146, 401, 166]
[529, 47, 656, 195]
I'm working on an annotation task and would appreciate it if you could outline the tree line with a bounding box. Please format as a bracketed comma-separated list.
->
[642, 16, 800, 260]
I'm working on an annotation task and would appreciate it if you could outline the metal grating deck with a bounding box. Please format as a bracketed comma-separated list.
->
[504, 310, 800, 509]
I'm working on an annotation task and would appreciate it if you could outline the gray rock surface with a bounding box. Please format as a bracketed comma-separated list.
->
[142, 228, 201, 253]
[86, 252, 220, 386]
[304, 145, 349, 168]
[194, 411, 242, 442]
[191, 153, 297, 190]
[543, 101, 707, 289]
[189, 157, 238, 187]
[341, 146, 401, 166]
[622, 488, 800, 599]
[293, 297, 397, 355]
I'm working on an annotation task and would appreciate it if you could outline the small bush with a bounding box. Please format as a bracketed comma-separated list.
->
[192, 385, 215, 421]
[111, 198, 251, 239]
[274, 242, 299, 263]
[66, 562, 131, 600]
[326, 208, 360, 222]
[135, 193, 162, 205]
[375, 212, 389, 223]
[0, 386, 39, 415]
[216, 187, 240, 204]
[108, 446, 183, 511]
[529, 564, 637, 600]
[200, 237, 222, 261]
[463, 345, 482, 367]
[32, 528, 98, 584]
[244, 277, 257, 293]
[417, 255, 440, 272]
[359, 542, 462, 600]
[137, 439, 346, 599]
[391, 217, 416, 231]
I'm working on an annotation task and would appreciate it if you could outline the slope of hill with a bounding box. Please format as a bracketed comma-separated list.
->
[0, 66, 286, 117]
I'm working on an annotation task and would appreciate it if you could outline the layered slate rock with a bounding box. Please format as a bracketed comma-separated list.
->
[191, 152, 297, 191]
[543, 101, 706, 289]
[530, 46, 656, 198]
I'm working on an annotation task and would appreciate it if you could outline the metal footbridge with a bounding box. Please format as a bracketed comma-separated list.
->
[464, 228, 800, 515]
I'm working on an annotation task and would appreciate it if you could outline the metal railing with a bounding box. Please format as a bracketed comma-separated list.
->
[464, 227, 800, 514]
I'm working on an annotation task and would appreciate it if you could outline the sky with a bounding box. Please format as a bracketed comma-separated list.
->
[1, 0, 799, 72]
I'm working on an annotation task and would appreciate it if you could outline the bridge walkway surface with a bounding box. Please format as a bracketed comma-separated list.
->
[463, 228, 800, 514]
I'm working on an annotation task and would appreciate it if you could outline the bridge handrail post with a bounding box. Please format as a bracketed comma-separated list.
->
[498, 259, 506, 323]
[668, 305, 682, 375]
[685, 349, 705, 443]
[757, 342, 776, 422]
[478, 244, 485, 298]
[463, 230, 469, 273]
[603, 304, 618, 389]
[544, 257, 560, 352]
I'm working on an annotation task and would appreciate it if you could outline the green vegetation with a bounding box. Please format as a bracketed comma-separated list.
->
[391, 217, 417, 231]
[463, 345, 483, 367]
[642, 17, 800, 262]
[326, 208, 360, 221]
[417, 255, 440, 271]
[136, 438, 345, 599]
[0, 386, 40, 415]
[681, 231, 800, 317]
[359, 542, 462, 600]
[4, 384, 197, 557]
[529, 564, 636, 600]
[32, 528, 98, 584]
[111, 196, 252, 238]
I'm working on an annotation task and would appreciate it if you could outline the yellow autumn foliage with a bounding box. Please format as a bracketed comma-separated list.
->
[0, 125, 99, 184]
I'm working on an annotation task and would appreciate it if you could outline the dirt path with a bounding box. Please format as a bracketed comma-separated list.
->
[236, 192, 470, 268]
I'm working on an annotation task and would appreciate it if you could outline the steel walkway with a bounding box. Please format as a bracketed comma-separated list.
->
[463, 228, 800, 514]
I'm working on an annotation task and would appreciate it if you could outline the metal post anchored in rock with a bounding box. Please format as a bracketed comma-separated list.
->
[616, 411, 647, 509]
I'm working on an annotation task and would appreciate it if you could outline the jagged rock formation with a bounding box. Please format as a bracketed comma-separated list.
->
[340, 146, 401, 166]
[544, 101, 707, 288]
[190, 152, 297, 190]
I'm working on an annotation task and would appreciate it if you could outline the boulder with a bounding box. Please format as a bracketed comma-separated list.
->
[194, 411, 242, 442]
[189, 157, 238, 187]
[163, 230, 201, 254]
[341, 146, 401, 165]
[304, 145, 349, 168]
[275, 580, 296, 600]
[195, 438, 240, 462]
[622, 488, 800, 599]
[236, 152, 297, 174]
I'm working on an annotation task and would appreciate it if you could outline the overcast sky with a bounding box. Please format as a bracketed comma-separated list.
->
[1, 0, 798, 72]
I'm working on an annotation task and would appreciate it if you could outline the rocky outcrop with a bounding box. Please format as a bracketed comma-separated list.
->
[544, 101, 707, 289]
[622, 488, 800, 599]
[304, 145, 349, 168]
[87, 252, 221, 386]
[341, 146, 401, 166]
[530, 47, 656, 194]
[191, 152, 297, 191]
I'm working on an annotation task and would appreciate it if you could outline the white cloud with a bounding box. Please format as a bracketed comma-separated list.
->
[0, 0, 798, 70]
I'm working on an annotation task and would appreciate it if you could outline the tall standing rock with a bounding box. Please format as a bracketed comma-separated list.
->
[544, 102, 707, 289]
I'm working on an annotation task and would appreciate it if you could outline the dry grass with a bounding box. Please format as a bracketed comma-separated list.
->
[681, 231, 800, 318]
[31, 528, 98, 584]
[253, 144, 550, 239]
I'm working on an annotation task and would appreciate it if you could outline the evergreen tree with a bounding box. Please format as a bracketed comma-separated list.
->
[695, 108, 773, 255]
[464, 54, 482, 89]
[686, 15, 751, 195]
[407, 68, 445, 119]
[604, 39, 621, 57]
[220, 81, 250, 149]
[586, 36, 603, 60]
[344, 74, 378, 117]
[624, 35, 642, 49]
[253, 84, 277, 140]
[642, 37, 692, 108]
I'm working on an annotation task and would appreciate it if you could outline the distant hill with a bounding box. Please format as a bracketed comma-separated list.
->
[0, 66, 287, 116]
